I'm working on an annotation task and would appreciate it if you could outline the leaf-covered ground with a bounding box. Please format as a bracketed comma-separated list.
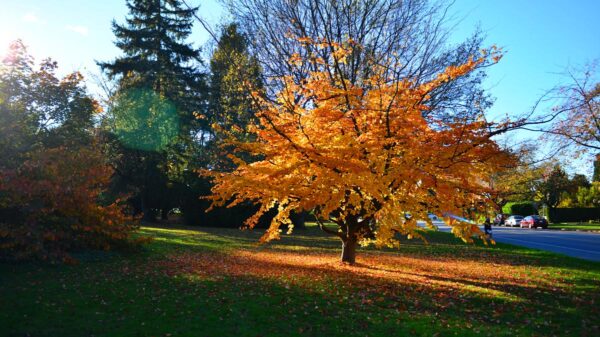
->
[1, 224, 600, 336]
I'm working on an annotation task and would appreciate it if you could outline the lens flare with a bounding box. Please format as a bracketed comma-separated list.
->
[111, 87, 179, 152]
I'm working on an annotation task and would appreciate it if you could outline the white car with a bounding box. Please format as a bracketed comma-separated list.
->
[504, 215, 524, 227]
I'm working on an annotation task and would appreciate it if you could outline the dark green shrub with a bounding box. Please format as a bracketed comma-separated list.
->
[547, 208, 600, 223]
[502, 202, 536, 216]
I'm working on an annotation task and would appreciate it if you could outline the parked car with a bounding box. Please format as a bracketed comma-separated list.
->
[505, 215, 524, 227]
[520, 215, 548, 229]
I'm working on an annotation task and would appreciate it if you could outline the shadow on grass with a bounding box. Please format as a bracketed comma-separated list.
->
[3, 225, 599, 337]
[144, 226, 600, 335]
[142, 224, 600, 273]
[0, 265, 522, 337]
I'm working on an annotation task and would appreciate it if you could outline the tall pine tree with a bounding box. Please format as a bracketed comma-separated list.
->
[100, 0, 204, 132]
[209, 24, 261, 133]
[198, 23, 306, 228]
[99, 0, 206, 220]
[180, 23, 269, 227]
[207, 23, 262, 170]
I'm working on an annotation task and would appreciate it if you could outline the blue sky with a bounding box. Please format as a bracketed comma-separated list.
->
[0, 0, 224, 73]
[1, 0, 599, 173]
[448, 0, 600, 120]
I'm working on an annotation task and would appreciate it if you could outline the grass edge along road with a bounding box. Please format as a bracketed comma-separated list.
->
[549, 222, 600, 232]
[1, 223, 599, 337]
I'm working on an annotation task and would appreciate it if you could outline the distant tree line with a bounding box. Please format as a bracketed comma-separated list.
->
[493, 155, 600, 220]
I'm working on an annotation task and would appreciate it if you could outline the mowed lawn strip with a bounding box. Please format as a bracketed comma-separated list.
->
[1, 223, 599, 337]
[549, 222, 600, 232]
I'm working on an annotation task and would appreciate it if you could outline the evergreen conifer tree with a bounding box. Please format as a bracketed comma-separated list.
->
[100, 0, 204, 132]
[207, 23, 262, 170]
[99, 0, 206, 220]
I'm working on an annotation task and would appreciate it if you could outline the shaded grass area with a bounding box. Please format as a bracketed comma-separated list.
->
[549, 222, 600, 232]
[1, 223, 600, 336]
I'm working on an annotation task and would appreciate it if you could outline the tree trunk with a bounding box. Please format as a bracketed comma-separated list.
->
[341, 237, 358, 264]
[141, 194, 156, 222]
[290, 211, 306, 230]
[161, 208, 169, 221]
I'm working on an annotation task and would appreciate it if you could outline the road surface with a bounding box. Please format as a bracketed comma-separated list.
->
[427, 222, 600, 262]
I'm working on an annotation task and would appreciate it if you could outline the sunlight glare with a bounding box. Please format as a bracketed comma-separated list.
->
[0, 31, 14, 58]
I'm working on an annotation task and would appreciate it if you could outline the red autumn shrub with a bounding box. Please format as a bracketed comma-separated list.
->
[0, 145, 139, 262]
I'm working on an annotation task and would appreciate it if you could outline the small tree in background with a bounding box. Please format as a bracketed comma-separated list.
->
[487, 144, 542, 213]
[207, 23, 263, 170]
[0, 41, 138, 262]
[575, 182, 600, 208]
[558, 173, 591, 207]
[535, 165, 571, 209]
[205, 39, 511, 263]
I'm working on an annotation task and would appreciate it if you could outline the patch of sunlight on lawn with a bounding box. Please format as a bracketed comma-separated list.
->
[460, 284, 523, 303]
[139, 226, 252, 251]
[140, 227, 205, 236]
[269, 244, 327, 251]
[152, 237, 204, 247]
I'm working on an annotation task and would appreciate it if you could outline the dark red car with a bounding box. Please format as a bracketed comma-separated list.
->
[520, 215, 548, 229]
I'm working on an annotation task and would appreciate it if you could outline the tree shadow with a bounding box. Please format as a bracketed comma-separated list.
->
[151, 246, 599, 337]
[141, 224, 600, 274]
[3, 226, 600, 337]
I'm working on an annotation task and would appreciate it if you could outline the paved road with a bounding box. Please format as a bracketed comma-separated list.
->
[428, 222, 600, 262]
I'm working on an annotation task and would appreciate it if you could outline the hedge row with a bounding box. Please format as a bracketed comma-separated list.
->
[547, 208, 600, 223]
[502, 202, 537, 216]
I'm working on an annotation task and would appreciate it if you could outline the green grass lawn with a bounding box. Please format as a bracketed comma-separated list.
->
[549, 222, 600, 231]
[1, 223, 600, 337]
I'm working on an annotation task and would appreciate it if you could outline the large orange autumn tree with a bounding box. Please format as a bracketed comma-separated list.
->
[205, 39, 513, 263]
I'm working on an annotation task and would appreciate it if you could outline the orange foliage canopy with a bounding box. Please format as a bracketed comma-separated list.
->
[205, 39, 512, 253]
